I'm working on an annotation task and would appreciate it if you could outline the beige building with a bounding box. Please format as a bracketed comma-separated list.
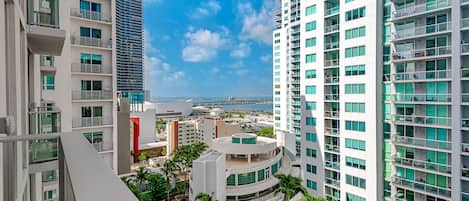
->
[166, 118, 241, 156]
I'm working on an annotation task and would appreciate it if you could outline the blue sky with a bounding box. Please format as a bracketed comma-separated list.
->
[143, 0, 277, 97]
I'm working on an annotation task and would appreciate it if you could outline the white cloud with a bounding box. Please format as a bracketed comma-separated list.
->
[144, 28, 187, 90]
[236, 69, 249, 75]
[237, 1, 279, 45]
[230, 43, 251, 58]
[144, 29, 158, 55]
[190, 0, 221, 19]
[182, 29, 227, 62]
[211, 67, 220, 73]
[260, 54, 271, 63]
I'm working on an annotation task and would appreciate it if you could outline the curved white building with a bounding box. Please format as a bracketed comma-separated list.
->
[190, 133, 286, 201]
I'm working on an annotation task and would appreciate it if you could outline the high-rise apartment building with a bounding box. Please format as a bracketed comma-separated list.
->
[0, 0, 119, 199]
[273, 0, 469, 200]
[116, 0, 144, 104]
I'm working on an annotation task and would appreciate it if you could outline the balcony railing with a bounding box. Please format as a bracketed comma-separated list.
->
[393, 22, 450, 40]
[290, 43, 300, 49]
[71, 63, 112, 74]
[70, 36, 112, 49]
[72, 90, 113, 100]
[28, 10, 59, 28]
[324, 24, 339, 34]
[393, 0, 450, 19]
[462, 143, 469, 154]
[393, 156, 451, 174]
[325, 7, 339, 16]
[462, 43, 469, 54]
[72, 116, 112, 128]
[290, 50, 300, 56]
[325, 177, 340, 188]
[324, 59, 339, 68]
[462, 18, 469, 28]
[290, 64, 300, 70]
[325, 161, 340, 170]
[392, 114, 451, 127]
[325, 144, 340, 153]
[290, 35, 300, 41]
[0, 132, 137, 201]
[324, 127, 340, 136]
[392, 46, 451, 61]
[462, 167, 469, 178]
[393, 135, 451, 150]
[392, 93, 451, 103]
[290, 57, 300, 63]
[325, 42, 339, 50]
[324, 94, 339, 101]
[70, 8, 111, 22]
[324, 111, 339, 118]
[324, 76, 339, 84]
[392, 70, 451, 81]
[392, 176, 451, 198]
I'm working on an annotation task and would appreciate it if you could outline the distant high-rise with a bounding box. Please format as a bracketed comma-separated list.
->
[116, 0, 144, 103]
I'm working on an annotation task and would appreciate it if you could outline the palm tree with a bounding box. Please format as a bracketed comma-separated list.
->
[135, 166, 150, 192]
[274, 174, 306, 201]
[172, 142, 208, 199]
[195, 192, 218, 201]
[161, 159, 179, 200]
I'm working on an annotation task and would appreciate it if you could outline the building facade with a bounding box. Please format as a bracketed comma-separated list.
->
[116, 0, 144, 104]
[0, 0, 119, 199]
[273, 0, 469, 200]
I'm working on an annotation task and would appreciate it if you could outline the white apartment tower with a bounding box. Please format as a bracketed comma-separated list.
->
[273, 0, 469, 201]
[0, 0, 118, 199]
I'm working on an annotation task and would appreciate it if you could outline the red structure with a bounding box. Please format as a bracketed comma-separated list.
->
[130, 117, 140, 162]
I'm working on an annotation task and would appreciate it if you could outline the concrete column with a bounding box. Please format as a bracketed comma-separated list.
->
[248, 154, 251, 163]
[451, 2, 462, 201]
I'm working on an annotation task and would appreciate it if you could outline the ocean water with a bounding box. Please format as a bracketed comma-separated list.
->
[152, 97, 273, 113]
[220, 104, 273, 113]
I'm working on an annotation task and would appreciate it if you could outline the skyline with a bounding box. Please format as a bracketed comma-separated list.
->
[143, 0, 278, 97]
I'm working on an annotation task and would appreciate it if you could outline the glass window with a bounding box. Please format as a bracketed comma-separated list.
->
[80, 27, 90, 37]
[345, 7, 366, 21]
[345, 46, 366, 58]
[42, 75, 55, 90]
[306, 21, 317, 31]
[305, 85, 316, 94]
[345, 26, 366, 40]
[305, 37, 316, 47]
[345, 65, 365, 76]
[345, 84, 365, 94]
[345, 138, 366, 151]
[305, 70, 316, 79]
[305, 5, 316, 16]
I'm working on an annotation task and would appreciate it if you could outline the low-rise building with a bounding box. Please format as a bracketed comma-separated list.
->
[166, 118, 241, 156]
[190, 133, 286, 201]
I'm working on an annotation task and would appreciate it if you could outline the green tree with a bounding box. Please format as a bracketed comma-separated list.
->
[161, 159, 179, 200]
[121, 176, 141, 198]
[172, 142, 208, 198]
[257, 127, 275, 138]
[195, 192, 218, 201]
[142, 173, 168, 201]
[135, 166, 150, 192]
[138, 152, 148, 161]
[274, 174, 306, 201]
